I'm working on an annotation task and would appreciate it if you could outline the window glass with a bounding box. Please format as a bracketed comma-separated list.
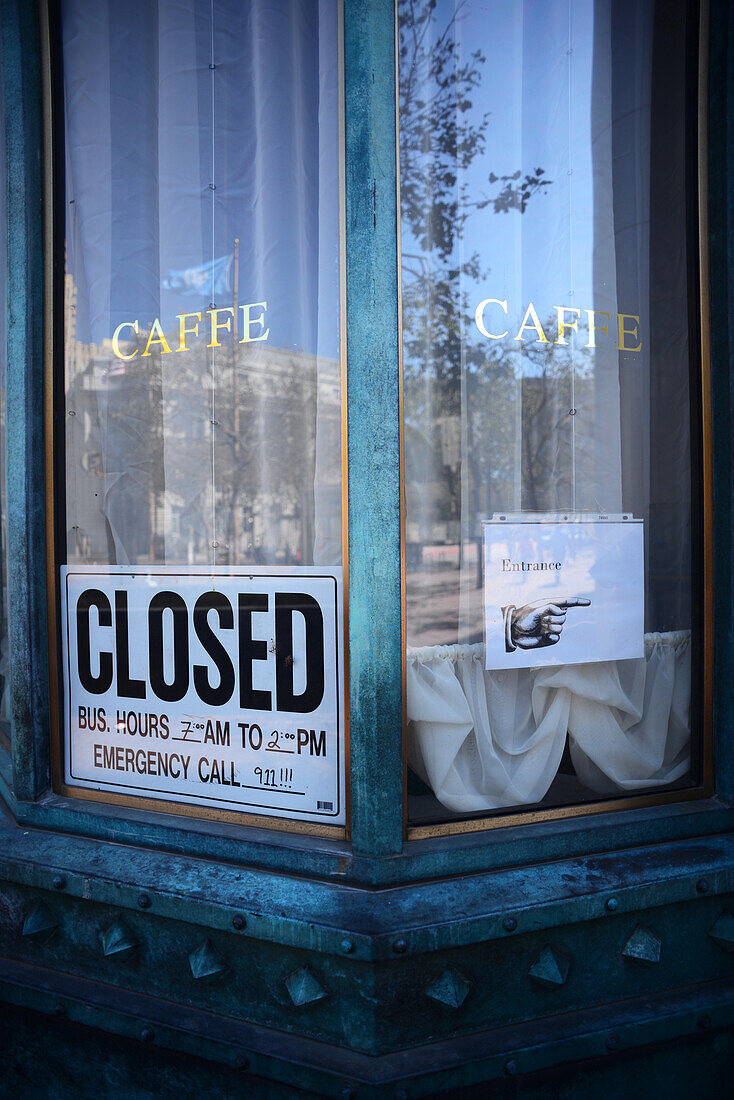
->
[400, 0, 701, 826]
[59, 0, 345, 828]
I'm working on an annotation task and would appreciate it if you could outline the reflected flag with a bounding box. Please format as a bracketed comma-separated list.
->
[161, 253, 233, 297]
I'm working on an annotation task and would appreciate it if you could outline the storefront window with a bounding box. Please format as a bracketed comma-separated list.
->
[57, 0, 345, 829]
[400, 0, 703, 826]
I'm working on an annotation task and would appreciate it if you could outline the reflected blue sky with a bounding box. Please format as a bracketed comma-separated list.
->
[401, 0, 613, 346]
[63, 0, 341, 359]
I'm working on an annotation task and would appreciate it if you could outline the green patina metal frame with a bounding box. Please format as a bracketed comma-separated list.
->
[0, 0, 733, 1095]
[0, 0, 729, 885]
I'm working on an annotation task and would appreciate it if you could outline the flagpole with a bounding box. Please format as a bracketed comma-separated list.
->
[232, 238, 240, 561]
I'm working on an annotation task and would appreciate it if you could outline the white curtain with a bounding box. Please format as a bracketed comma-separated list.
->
[62, 0, 341, 569]
[407, 631, 690, 813]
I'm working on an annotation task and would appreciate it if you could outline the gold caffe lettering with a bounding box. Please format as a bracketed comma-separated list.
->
[474, 298, 642, 352]
[111, 303, 270, 360]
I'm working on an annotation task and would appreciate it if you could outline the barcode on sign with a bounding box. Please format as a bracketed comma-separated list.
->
[317, 800, 334, 811]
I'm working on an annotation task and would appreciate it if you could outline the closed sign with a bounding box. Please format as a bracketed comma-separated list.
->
[61, 566, 345, 824]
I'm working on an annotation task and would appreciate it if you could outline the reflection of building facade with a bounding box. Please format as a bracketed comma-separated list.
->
[65, 275, 341, 569]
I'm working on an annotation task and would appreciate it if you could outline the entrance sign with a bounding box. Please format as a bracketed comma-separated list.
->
[61, 566, 345, 824]
[483, 517, 644, 671]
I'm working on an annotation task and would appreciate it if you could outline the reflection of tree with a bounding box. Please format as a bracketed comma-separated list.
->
[516, 335, 590, 512]
[399, 0, 550, 389]
[398, 0, 552, 535]
[65, 326, 164, 563]
[148, 337, 322, 565]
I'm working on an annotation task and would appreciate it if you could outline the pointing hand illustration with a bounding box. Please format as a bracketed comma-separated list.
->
[502, 597, 591, 652]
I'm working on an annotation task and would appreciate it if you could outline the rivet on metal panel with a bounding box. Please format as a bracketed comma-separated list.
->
[140, 1027, 155, 1043]
[395, 1090, 408, 1100]
[232, 914, 246, 931]
[606, 1033, 620, 1052]
[100, 919, 138, 959]
[21, 902, 58, 944]
[621, 926, 662, 966]
[708, 911, 734, 952]
[53, 1003, 66, 1017]
[234, 1054, 249, 1071]
[503, 916, 517, 933]
[528, 945, 572, 987]
[137, 894, 151, 910]
[606, 897, 619, 912]
[342, 1088, 356, 1100]
[698, 1014, 712, 1030]
[284, 966, 329, 1007]
[504, 1059, 519, 1076]
[392, 938, 408, 954]
[696, 878, 710, 894]
[52, 876, 66, 891]
[425, 969, 471, 1009]
[189, 939, 229, 981]
[341, 938, 355, 954]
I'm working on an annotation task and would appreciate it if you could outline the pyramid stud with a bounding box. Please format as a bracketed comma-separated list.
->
[425, 968, 471, 1009]
[100, 919, 137, 959]
[709, 911, 734, 953]
[622, 926, 661, 966]
[21, 902, 58, 944]
[188, 939, 228, 981]
[529, 945, 571, 987]
[285, 966, 328, 1007]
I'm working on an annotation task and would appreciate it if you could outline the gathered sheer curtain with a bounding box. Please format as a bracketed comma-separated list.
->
[407, 632, 690, 812]
[401, 0, 693, 813]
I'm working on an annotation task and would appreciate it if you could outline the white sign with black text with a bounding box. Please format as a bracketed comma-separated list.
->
[61, 566, 345, 824]
[483, 517, 644, 671]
